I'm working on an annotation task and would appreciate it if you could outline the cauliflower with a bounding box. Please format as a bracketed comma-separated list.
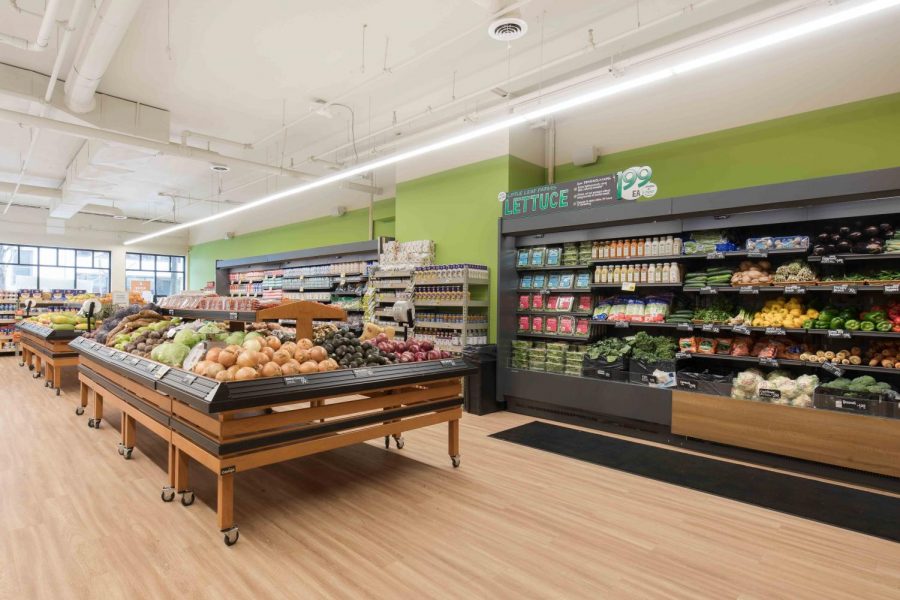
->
[776, 379, 800, 400]
[734, 370, 763, 392]
[766, 369, 791, 382]
[791, 393, 812, 408]
[796, 374, 819, 396]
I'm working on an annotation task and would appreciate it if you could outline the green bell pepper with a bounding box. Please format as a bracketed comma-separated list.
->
[844, 319, 860, 331]
[860, 321, 875, 332]
[830, 317, 845, 330]
[814, 320, 830, 329]
[876, 321, 893, 332]
[802, 319, 815, 329]
[820, 310, 839, 322]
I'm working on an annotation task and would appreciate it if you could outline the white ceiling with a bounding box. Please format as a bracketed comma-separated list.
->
[0, 0, 897, 245]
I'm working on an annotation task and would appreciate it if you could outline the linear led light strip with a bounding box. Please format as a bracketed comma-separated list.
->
[125, 0, 900, 246]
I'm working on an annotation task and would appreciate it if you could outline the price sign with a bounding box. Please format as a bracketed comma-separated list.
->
[758, 388, 781, 399]
[701, 323, 720, 333]
[827, 329, 851, 339]
[620, 281, 636, 292]
[821, 255, 844, 265]
[884, 284, 900, 294]
[642, 374, 659, 384]
[706, 251, 725, 260]
[746, 250, 768, 258]
[91, 342, 101, 350]
[821, 362, 844, 377]
[614, 320, 629, 329]
[784, 285, 806, 295]
[153, 365, 170, 378]
[167, 308, 175, 315]
[440, 359, 457, 367]
[284, 376, 309, 386]
[679, 380, 698, 390]
[764, 327, 786, 336]
[733, 325, 752, 335]
[115, 352, 127, 361]
[758, 357, 779, 367]
[353, 368, 375, 378]
[676, 323, 694, 331]
[127, 356, 139, 365]
[699, 286, 718, 295]
[183, 374, 197, 385]
[832, 285, 857, 295]
[738, 286, 759, 295]
[593, 369, 611, 379]
[228, 311, 238, 320]
[675, 352, 692, 360]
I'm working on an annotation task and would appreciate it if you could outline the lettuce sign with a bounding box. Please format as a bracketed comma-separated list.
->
[500, 167, 656, 218]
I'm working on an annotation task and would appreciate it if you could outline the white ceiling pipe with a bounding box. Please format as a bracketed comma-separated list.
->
[0, 0, 62, 51]
[3, 0, 92, 215]
[0, 106, 317, 181]
[0, 181, 61, 199]
[293, 0, 720, 168]
[250, 0, 534, 148]
[64, 0, 143, 114]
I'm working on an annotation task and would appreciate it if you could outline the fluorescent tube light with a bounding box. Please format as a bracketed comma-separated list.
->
[125, 0, 900, 246]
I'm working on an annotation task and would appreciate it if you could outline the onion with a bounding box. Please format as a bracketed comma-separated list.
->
[194, 360, 211, 375]
[281, 359, 301, 375]
[226, 365, 240, 376]
[317, 361, 331, 372]
[265, 336, 281, 350]
[261, 362, 283, 378]
[294, 348, 310, 363]
[297, 338, 314, 350]
[218, 349, 237, 368]
[205, 347, 222, 363]
[234, 367, 258, 381]
[261, 346, 275, 359]
[299, 360, 318, 374]
[280, 342, 297, 355]
[236, 351, 259, 369]
[215, 369, 233, 382]
[308, 346, 328, 362]
[256, 351, 270, 365]
[225, 344, 242, 355]
[205, 363, 225, 379]
[242, 338, 262, 353]
[272, 349, 291, 365]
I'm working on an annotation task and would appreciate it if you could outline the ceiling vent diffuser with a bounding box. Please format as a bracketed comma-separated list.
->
[488, 16, 527, 42]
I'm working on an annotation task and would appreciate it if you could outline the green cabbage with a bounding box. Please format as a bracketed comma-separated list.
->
[151, 342, 191, 366]
[173, 329, 201, 348]
[224, 331, 245, 346]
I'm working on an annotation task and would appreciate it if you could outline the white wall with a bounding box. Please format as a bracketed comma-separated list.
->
[0, 205, 189, 293]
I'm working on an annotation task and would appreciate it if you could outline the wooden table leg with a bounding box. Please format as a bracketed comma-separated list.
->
[217, 471, 234, 530]
[175, 447, 190, 493]
[449, 418, 460, 467]
[89, 391, 103, 428]
[33, 355, 42, 379]
[122, 413, 136, 454]
[53, 363, 61, 393]
[167, 442, 176, 488]
[77, 382, 88, 415]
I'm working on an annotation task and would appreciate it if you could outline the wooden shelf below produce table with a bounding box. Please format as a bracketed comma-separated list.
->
[165, 301, 347, 340]
[671, 390, 900, 478]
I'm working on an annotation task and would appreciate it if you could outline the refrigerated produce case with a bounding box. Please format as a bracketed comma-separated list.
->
[497, 167, 900, 477]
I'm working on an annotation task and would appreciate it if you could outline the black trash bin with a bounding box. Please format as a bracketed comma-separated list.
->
[462, 344, 500, 415]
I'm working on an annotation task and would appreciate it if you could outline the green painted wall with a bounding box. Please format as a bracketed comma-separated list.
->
[555, 92, 900, 198]
[189, 199, 394, 287]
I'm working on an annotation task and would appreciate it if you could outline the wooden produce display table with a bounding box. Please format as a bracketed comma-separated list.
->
[17, 321, 82, 395]
[672, 390, 900, 478]
[69, 337, 475, 546]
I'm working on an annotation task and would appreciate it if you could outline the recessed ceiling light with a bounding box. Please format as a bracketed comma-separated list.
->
[210, 163, 231, 173]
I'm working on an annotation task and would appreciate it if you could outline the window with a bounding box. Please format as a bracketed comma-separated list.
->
[0, 244, 110, 292]
[125, 253, 185, 297]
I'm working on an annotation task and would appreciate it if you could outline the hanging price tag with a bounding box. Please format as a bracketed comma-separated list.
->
[676, 323, 694, 331]
[614, 320, 629, 329]
[764, 327, 786, 336]
[738, 286, 759, 295]
[821, 362, 844, 377]
[831, 285, 857, 295]
[821, 255, 844, 265]
[675, 352, 692, 359]
[758, 357, 779, 367]
[784, 285, 806, 295]
[706, 251, 725, 260]
[758, 388, 781, 399]
[701, 323, 720, 333]
[620, 281, 636, 292]
[746, 250, 768, 258]
[699, 286, 718, 295]
[827, 329, 851, 339]
[733, 325, 752, 335]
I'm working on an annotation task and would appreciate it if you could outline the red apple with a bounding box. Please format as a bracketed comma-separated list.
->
[395, 341, 407, 353]
[399, 354, 411, 363]
[420, 340, 434, 352]
[415, 351, 427, 361]
[426, 350, 441, 360]
[440, 350, 451, 359]
[375, 332, 388, 343]
[407, 343, 420, 354]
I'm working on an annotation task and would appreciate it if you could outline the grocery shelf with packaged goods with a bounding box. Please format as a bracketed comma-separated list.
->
[413, 264, 490, 354]
[498, 169, 900, 477]
[215, 239, 384, 326]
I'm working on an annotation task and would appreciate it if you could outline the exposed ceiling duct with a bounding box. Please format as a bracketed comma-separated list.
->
[64, 0, 144, 114]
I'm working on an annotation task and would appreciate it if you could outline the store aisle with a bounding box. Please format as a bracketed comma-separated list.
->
[1, 357, 898, 599]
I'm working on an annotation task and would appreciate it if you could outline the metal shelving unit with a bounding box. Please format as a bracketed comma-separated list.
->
[412, 265, 490, 354]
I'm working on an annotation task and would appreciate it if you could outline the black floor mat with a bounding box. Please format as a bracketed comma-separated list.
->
[491, 421, 900, 543]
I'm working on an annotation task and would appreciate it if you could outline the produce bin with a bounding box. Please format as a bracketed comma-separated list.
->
[463, 344, 500, 415]
[813, 387, 898, 418]
[582, 356, 629, 382]
[628, 358, 677, 388]
[676, 369, 735, 397]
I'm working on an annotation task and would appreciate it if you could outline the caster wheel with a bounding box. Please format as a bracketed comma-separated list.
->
[75, 406, 84, 416]
[28, 364, 34, 371]
[223, 527, 240, 546]
[161, 487, 175, 502]
[56, 388, 60, 396]
[88, 419, 100, 429]
[451, 455, 461, 468]
[180, 491, 195, 506]
[117, 443, 124, 455]
[87, 419, 95, 428]
[384, 436, 390, 449]
[395, 437, 405, 450]
[123, 448, 133, 460]
[44, 381, 49, 387]
[33, 373, 40, 379]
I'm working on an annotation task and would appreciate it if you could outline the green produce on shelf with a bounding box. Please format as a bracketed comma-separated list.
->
[877, 321, 893, 332]
[586, 338, 632, 362]
[830, 317, 845, 330]
[626, 331, 677, 362]
[692, 297, 734, 324]
[860, 321, 875, 331]
[802, 319, 814, 329]
[844, 319, 860, 330]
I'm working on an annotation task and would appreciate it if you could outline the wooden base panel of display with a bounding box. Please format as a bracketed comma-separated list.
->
[671, 390, 900, 478]
[20, 338, 79, 394]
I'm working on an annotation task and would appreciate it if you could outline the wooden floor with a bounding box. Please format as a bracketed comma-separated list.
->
[2, 357, 899, 600]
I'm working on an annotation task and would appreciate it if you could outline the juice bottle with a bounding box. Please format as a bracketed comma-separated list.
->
[630, 239, 638, 257]
[647, 263, 655, 283]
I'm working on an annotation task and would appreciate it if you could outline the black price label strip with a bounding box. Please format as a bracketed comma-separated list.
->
[764, 327, 786, 336]
[738, 287, 759, 295]
[784, 285, 806, 295]
[746, 251, 768, 258]
[614, 321, 629, 329]
[821, 362, 844, 377]
[758, 357, 779, 367]
[706, 252, 725, 260]
[758, 388, 781, 399]
[733, 325, 751, 335]
[676, 323, 694, 331]
[701, 324, 720, 333]
[827, 329, 851, 339]
[821, 255, 844, 264]
[699, 287, 719, 295]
